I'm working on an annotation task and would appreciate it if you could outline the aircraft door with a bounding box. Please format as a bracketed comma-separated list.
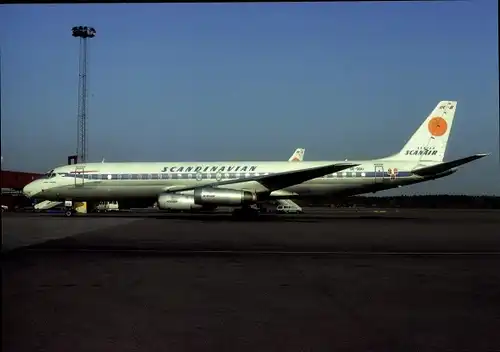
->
[374, 164, 384, 183]
[74, 165, 85, 187]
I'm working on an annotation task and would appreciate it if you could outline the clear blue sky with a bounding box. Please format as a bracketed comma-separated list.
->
[1, 2, 498, 195]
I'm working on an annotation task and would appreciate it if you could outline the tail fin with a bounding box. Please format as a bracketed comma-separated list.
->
[390, 101, 457, 163]
[289, 148, 305, 162]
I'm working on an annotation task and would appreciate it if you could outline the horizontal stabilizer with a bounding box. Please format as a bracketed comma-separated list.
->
[412, 154, 490, 176]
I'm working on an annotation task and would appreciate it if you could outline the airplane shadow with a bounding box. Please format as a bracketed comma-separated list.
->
[148, 214, 420, 223]
[9, 211, 423, 223]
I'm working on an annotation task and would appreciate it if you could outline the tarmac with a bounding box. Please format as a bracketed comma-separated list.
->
[2, 208, 500, 351]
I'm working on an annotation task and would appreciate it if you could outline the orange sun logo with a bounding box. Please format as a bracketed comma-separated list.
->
[428, 117, 448, 137]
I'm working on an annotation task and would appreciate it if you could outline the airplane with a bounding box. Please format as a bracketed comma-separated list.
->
[276, 148, 306, 211]
[23, 101, 489, 217]
[289, 148, 305, 162]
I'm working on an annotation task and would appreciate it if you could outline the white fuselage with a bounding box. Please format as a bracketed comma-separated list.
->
[23, 159, 445, 202]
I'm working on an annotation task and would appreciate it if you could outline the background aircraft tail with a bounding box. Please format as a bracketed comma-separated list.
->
[289, 148, 305, 162]
[388, 101, 457, 163]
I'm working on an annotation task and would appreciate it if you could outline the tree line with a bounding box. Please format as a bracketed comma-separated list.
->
[298, 195, 500, 209]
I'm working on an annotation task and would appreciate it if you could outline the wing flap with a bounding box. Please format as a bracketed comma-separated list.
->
[165, 162, 358, 194]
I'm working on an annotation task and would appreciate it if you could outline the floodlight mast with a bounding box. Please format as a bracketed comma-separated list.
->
[72, 26, 96, 163]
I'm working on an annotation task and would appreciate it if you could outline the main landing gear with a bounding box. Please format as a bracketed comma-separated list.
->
[64, 200, 76, 217]
[231, 206, 260, 219]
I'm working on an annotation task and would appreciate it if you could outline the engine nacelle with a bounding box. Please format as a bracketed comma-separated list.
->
[157, 193, 203, 211]
[193, 188, 257, 206]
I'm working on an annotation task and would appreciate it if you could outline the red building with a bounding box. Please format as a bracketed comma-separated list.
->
[1, 170, 43, 210]
[1, 170, 43, 189]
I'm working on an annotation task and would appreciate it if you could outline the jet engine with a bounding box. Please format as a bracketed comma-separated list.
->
[157, 193, 203, 211]
[158, 188, 257, 210]
[193, 188, 257, 206]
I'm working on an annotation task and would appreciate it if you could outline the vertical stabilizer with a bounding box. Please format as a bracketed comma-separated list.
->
[391, 101, 457, 163]
[289, 148, 305, 162]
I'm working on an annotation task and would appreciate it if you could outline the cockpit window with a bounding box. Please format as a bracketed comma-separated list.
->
[41, 170, 55, 179]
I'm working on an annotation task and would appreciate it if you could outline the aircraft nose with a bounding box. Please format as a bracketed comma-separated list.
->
[23, 182, 36, 198]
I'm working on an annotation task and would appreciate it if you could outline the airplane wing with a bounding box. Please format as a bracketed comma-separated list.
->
[412, 154, 489, 176]
[165, 162, 358, 194]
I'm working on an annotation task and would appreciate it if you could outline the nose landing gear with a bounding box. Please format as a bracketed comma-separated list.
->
[64, 200, 75, 217]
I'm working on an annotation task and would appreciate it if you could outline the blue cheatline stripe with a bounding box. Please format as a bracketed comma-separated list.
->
[60, 170, 413, 181]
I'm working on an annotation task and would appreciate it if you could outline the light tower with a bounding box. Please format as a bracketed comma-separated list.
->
[72, 26, 96, 163]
